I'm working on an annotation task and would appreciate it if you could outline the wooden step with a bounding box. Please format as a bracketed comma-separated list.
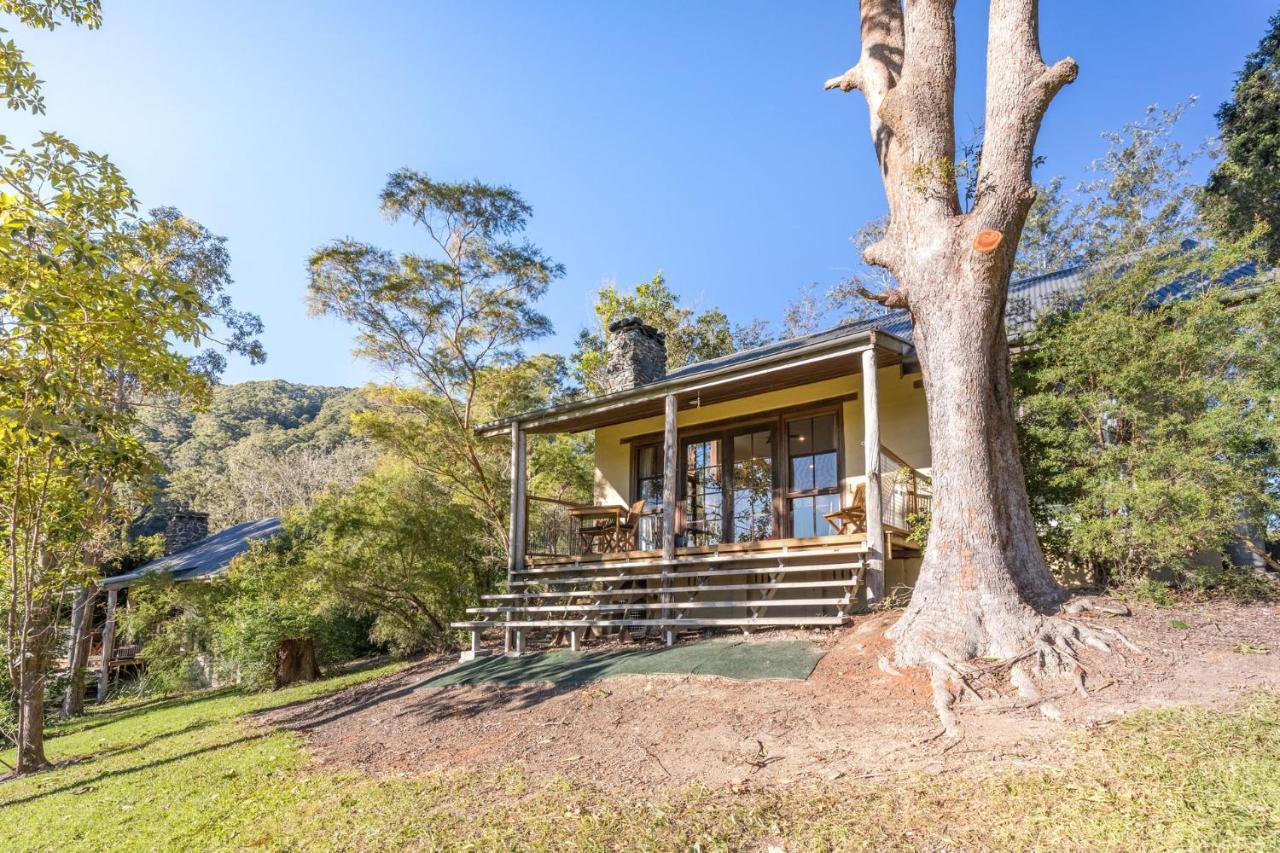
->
[482, 578, 857, 601]
[450, 616, 847, 629]
[509, 562, 862, 587]
[515, 546, 868, 576]
[466, 597, 850, 615]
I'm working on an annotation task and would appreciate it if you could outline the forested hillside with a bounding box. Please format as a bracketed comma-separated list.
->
[137, 381, 374, 530]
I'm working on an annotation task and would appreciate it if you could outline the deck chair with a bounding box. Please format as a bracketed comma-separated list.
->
[613, 499, 649, 551]
[824, 483, 867, 535]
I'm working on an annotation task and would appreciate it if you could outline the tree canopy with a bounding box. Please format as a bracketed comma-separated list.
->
[1203, 13, 1280, 263]
[571, 271, 771, 396]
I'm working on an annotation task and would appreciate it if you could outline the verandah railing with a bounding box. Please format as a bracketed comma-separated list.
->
[878, 445, 932, 533]
[524, 448, 928, 560]
[525, 495, 577, 558]
[525, 495, 665, 559]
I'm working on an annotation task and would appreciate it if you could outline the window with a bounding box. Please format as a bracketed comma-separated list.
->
[731, 428, 775, 542]
[634, 443, 664, 510]
[684, 438, 724, 546]
[786, 413, 840, 538]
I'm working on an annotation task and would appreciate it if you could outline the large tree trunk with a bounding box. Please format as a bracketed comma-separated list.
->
[274, 638, 321, 689]
[888, 275, 1064, 664]
[825, 2, 1128, 728]
[60, 586, 96, 719]
[15, 656, 50, 774]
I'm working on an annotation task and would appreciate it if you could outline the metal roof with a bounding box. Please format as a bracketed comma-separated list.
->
[102, 517, 283, 590]
[476, 257, 1267, 436]
[476, 327, 910, 436]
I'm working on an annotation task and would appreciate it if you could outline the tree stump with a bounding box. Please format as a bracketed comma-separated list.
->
[274, 638, 321, 689]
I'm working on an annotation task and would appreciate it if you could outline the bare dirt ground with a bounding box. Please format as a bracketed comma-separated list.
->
[260, 601, 1280, 790]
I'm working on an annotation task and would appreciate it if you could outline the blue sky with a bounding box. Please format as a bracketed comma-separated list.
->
[5, 1, 1274, 386]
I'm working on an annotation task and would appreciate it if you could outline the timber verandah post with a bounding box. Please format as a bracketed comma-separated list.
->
[661, 393, 678, 647]
[507, 421, 527, 656]
[862, 347, 885, 605]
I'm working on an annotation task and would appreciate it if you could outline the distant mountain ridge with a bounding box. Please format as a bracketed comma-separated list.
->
[138, 380, 372, 531]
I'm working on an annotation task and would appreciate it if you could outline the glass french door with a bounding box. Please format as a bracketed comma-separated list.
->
[683, 438, 724, 546]
[730, 428, 775, 542]
[681, 426, 778, 546]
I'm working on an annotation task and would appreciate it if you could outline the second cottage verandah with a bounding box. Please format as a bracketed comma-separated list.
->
[452, 325, 932, 658]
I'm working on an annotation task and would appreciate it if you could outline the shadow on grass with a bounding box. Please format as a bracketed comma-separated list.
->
[55, 687, 241, 737]
[0, 732, 271, 809]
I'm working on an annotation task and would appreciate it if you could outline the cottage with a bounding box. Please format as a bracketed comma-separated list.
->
[452, 259, 1269, 658]
[78, 513, 282, 699]
[455, 307, 935, 658]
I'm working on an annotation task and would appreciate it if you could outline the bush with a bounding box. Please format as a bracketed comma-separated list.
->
[1115, 577, 1178, 608]
[1182, 562, 1279, 604]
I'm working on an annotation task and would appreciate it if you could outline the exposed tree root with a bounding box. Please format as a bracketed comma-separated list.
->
[894, 599, 1141, 738]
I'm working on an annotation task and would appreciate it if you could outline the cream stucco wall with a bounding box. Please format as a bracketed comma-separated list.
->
[592, 366, 931, 508]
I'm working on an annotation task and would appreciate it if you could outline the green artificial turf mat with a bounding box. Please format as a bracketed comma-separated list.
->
[420, 639, 826, 688]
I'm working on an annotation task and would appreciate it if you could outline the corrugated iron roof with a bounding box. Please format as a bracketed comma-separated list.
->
[706, 257, 1264, 359]
[103, 517, 283, 590]
[475, 257, 1267, 435]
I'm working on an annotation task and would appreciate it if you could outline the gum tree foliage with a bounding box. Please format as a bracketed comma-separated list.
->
[308, 171, 567, 556]
[0, 135, 238, 771]
[0, 1, 100, 114]
[1016, 238, 1278, 586]
[292, 461, 489, 654]
[121, 460, 491, 690]
[572, 271, 772, 396]
[1203, 13, 1280, 264]
[0, 2, 262, 771]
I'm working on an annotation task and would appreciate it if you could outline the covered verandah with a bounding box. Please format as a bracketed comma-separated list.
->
[454, 328, 929, 656]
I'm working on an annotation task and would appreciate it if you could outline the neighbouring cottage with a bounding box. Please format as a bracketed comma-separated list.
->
[452, 260, 1269, 659]
[80, 513, 283, 699]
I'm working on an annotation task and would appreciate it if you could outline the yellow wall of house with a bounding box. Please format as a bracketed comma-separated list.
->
[592, 366, 931, 507]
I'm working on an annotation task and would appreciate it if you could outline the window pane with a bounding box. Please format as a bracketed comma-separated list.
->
[791, 496, 815, 539]
[685, 438, 723, 546]
[730, 429, 774, 542]
[813, 451, 838, 490]
[812, 414, 837, 452]
[815, 492, 841, 528]
[637, 445, 658, 479]
[788, 417, 813, 456]
[639, 477, 663, 507]
[791, 456, 814, 492]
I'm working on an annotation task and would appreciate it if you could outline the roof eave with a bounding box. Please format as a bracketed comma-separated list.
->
[476, 327, 910, 437]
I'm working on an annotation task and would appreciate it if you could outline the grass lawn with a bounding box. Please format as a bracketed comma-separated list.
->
[2, 666, 1278, 851]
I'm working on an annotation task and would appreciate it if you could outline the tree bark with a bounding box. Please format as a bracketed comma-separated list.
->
[273, 638, 321, 689]
[826, 2, 1117, 709]
[15, 646, 50, 774]
[60, 586, 96, 719]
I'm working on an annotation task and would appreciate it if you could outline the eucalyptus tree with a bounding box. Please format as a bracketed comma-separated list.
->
[0, 134, 231, 771]
[308, 171, 563, 554]
[0, 0, 263, 769]
[824, 0, 1132, 732]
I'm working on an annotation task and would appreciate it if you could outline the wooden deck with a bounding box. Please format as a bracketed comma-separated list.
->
[451, 533, 921, 658]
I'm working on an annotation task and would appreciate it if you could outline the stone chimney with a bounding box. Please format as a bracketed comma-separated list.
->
[165, 511, 210, 555]
[605, 317, 667, 393]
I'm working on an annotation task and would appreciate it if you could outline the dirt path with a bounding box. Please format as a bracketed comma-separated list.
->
[261, 602, 1280, 790]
